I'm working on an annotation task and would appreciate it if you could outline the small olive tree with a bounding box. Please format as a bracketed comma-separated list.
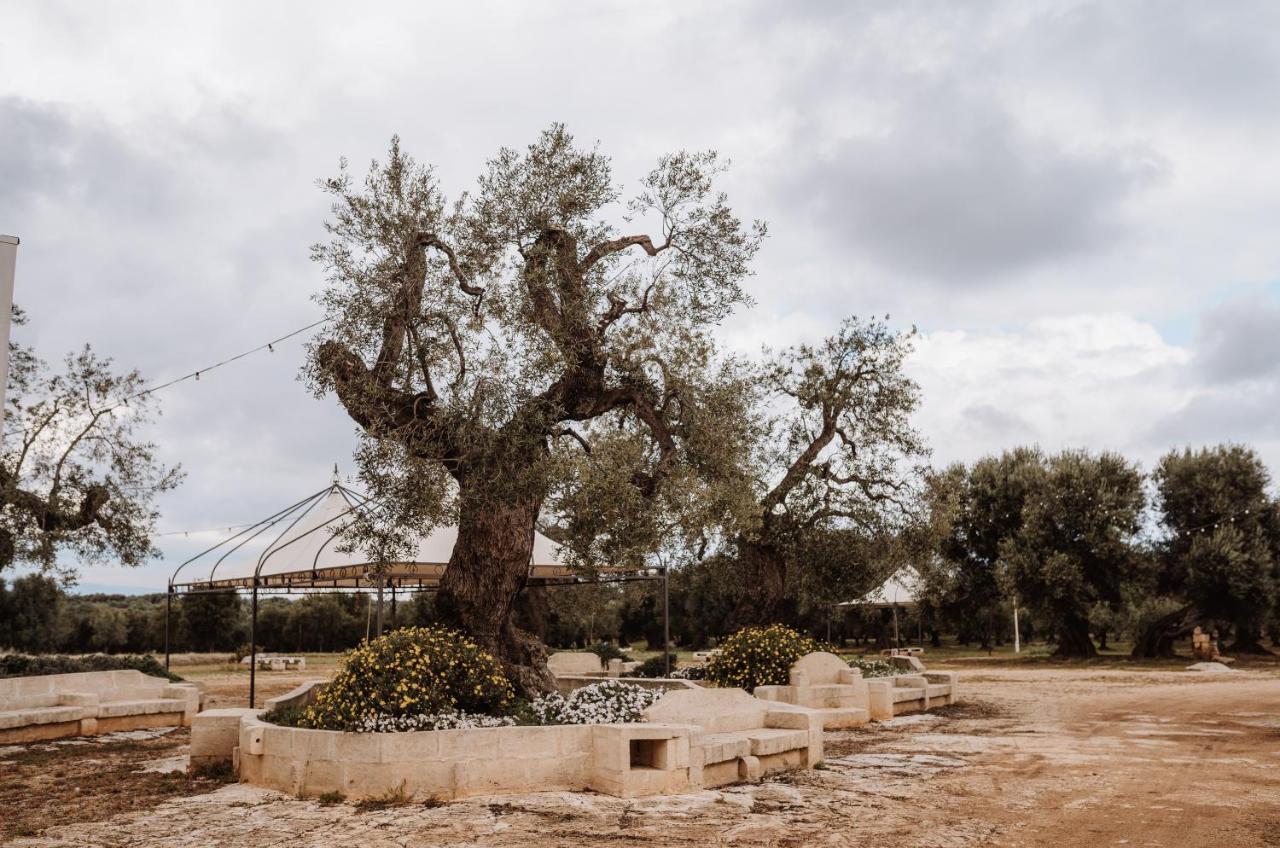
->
[307, 127, 764, 693]
[1, 308, 182, 579]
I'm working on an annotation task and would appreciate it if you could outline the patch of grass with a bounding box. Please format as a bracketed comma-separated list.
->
[189, 759, 237, 782]
[262, 702, 309, 728]
[352, 783, 411, 812]
[315, 790, 345, 806]
[0, 730, 233, 842]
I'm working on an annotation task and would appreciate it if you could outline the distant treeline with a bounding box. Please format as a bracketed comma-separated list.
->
[0, 574, 907, 656]
[0, 579, 436, 655]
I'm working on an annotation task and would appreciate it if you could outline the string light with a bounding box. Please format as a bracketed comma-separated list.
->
[109, 317, 329, 412]
[153, 522, 257, 538]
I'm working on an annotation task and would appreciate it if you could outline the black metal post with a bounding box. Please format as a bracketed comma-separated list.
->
[164, 589, 172, 671]
[375, 574, 385, 637]
[249, 581, 259, 708]
[662, 566, 671, 677]
[390, 582, 397, 630]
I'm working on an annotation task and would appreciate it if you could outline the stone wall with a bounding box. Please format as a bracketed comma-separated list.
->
[234, 716, 704, 800]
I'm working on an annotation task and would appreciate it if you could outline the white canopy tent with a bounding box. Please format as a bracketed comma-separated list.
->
[166, 476, 664, 705]
[843, 568, 920, 609]
[169, 483, 571, 592]
[837, 567, 923, 649]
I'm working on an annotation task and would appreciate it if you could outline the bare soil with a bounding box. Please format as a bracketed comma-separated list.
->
[3, 663, 1278, 847]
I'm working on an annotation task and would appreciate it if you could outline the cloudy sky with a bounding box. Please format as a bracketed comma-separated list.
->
[2, 1, 1278, 591]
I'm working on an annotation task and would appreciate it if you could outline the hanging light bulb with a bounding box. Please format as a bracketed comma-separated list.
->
[195, 371, 201, 381]
[267, 343, 274, 353]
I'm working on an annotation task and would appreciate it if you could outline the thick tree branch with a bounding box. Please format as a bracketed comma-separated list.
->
[552, 427, 592, 455]
[580, 234, 672, 271]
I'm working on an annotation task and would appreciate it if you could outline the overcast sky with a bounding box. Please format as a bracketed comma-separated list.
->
[2, 1, 1279, 592]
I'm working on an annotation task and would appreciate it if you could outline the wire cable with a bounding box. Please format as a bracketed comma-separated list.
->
[115, 317, 328, 410]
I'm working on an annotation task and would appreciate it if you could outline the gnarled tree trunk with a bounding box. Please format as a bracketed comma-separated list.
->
[433, 479, 555, 697]
[1053, 614, 1097, 659]
[731, 539, 788, 627]
[1227, 625, 1270, 654]
[1131, 603, 1198, 659]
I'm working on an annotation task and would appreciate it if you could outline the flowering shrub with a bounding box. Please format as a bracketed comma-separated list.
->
[848, 658, 896, 678]
[301, 626, 513, 731]
[528, 679, 663, 725]
[704, 624, 820, 692]
[354, 711, 516, 732]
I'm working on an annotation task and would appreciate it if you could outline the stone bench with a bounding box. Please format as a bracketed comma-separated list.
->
[0, 670, 201, 743]
[866, 671, 959, 720]
[753, 651, 871, 729]
[240, 655, 306, 671]
[642, 687, 822, 788]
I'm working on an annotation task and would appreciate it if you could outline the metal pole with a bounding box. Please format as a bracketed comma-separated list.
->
[893, 605, 900, 649]
[164, 590, 172, 671]
[390, 582, 397, 630]
[663, 566, 671, 677]
[375, 574, 385, 637]
[0, 235, 17, 430]
[1013, 600, 1021, 654]
[249, 582, 259, 708]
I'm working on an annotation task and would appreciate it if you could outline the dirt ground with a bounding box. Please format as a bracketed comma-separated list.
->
[2, 662, 1278, 847]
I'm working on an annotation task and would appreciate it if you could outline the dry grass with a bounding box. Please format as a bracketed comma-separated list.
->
[0, 728, 234, 841]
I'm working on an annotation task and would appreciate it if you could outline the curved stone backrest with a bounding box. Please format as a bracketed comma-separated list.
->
[642, 687, 768, 733]
[790, 651, 855, 686]
[547, 652, 605, 676]
[0, 669, 168, 710]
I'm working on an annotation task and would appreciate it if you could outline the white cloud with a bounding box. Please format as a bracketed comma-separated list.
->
[3, 1, 1280, 589]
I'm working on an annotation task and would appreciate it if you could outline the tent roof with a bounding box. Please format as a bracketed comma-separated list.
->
[838, 567, 920, 608]
[169, 482, 580, 592]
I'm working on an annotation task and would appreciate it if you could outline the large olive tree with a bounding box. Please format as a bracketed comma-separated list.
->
[307, 128, 764, 692]
[727, 317, 927, 625]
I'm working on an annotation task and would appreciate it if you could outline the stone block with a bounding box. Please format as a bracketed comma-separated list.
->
[333, 732, 383, 763]
[523, 753, 591, 790]
[385, 729, 438, 760]
[454, 757, 528, 797]
[743, 728, 808, 757]
[191, 708, 257, 763]
[437, 727, 499, 760]
[866, 680, 894, 721]
[243, 724, 266, 756]
[547, 652, 605, 676]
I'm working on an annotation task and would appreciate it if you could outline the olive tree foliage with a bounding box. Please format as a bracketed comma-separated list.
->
[0, 308, 182, 579]
[305, 127, 765, 693]
[921, 449, 1041, 650]
[1142, 445, 1279, 654]
[726, 318, 928, 625]
[997, 449, 1146, 658]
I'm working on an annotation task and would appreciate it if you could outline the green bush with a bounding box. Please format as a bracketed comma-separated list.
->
[630, 655, 670, 678]
[0, 652, 183, 682]
[705, 624, 820, 692]
[301, 627, 513, 731]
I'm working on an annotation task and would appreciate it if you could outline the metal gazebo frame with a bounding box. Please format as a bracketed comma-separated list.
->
[165, 479, 669, 706]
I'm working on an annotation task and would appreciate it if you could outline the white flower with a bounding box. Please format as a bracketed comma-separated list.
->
[528, 680, 664, 725]
[354, 710, 516, 732]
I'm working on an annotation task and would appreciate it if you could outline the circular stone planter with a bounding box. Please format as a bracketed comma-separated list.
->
[235, 714, 698, 800]
[194, 681, 826, 800]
